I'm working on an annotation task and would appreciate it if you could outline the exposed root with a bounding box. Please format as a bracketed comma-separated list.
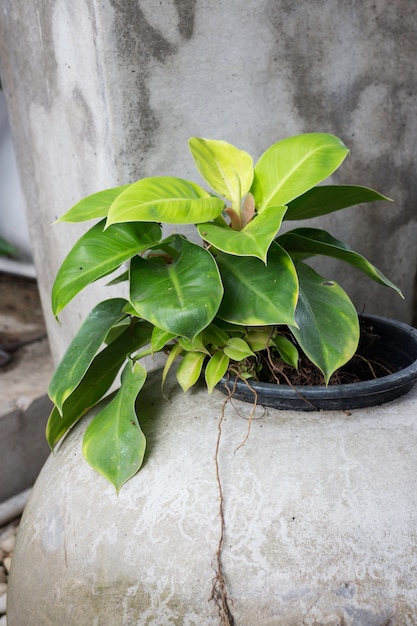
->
[229, 369, 259, 453]
[264, 344, 318, 410]
[210, 386, 235, 626]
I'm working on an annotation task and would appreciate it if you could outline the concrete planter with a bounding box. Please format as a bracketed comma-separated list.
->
[8, 366, 417, 625]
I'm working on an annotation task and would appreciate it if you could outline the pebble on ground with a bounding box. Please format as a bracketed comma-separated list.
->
[0, 518, 19, 626]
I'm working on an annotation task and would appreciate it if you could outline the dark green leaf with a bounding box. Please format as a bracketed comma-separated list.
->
[49, 298, 129, 413]
[130, 236, 223, 339]
[290, 262, 360, 383]
[0, 236, 17, 257]
[82, 360, 147, 492]
[46, 320, 153, 449]
[52, 220, 162, 315]
[277, 228, 403, 297]
[285, 185, 392, 221]
[217, 242, 298, 326]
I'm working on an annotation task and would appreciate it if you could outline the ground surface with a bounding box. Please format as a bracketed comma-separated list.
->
[0, 273, 51, 414]
[0, 518, 18, 625]
[0, 271, 52, 625]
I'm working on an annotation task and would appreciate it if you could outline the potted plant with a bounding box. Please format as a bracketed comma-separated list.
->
[45, 131, 412, 489]
[8, 133, 417, 625]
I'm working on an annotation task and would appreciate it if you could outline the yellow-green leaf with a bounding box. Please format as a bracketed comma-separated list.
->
[57, 185, 131, 222]
[198, 205, 287, 262]
[252, 133, 349, 212]
[223, 337, 254, 361]
[176, 351, 206, 392]
[205, 351, 230, 393]
[189, 137, 253, 210]
[273, 335, 299, 370]
[106, 176, 225, 226]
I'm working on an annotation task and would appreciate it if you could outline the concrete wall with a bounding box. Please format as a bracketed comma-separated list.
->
[0, 0, 416, 363]
[0, 93, 32, 261]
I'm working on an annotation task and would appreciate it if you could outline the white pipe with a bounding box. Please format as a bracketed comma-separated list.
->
[0, 489, 31, 526]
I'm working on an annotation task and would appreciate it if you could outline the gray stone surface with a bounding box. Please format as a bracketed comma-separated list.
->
[0, 389, 52, 503]
[7, 369, 417, 625]
[0, 274, 53, 501]
[0, 1, 416, 363]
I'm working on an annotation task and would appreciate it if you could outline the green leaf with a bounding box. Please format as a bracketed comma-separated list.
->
[217, 242, 298, 326]
[106, 270, 129, 286]
[245, 329, 272, 352]
[52, 220, 162, 315]
[178, 333, 209, 354]
[49, 298, 128, 413]
[277, 228, 403, 297]
[0, 236, 16, 257]
[46, 320, 153, 449]
[205, 351, 230, 393]
[198, 205, 287, 262]
[290, 262, 360, 383]
[104, 317, 131, 344]
[203, 323, 230, 348]
[188, 137, 253, 210]
[252, 133, 349, 212]
[130, 236, 223, 339]
[162, 342, 183, 387]
[57, 185, 131, 222]
[106, 176, 225, 226]
[82, 360, 147, 492]
[176, 351, 206, 392]
[151, 326, 177, 353]
[285, 185, 392, 221]
[223, 337, 254, 360]
[273, 335, 299, 370]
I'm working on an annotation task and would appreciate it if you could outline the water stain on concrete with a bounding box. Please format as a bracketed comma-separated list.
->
[109, 0, 196, 173]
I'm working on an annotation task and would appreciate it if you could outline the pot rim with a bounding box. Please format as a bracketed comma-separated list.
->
[219, 314, 417, 409]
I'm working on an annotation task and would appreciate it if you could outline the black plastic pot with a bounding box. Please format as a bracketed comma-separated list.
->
[219, 314, 417, 411]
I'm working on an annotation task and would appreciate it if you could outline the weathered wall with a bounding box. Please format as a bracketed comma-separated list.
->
[0, 93, 31, 260]
[0, 0, 416, 362]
